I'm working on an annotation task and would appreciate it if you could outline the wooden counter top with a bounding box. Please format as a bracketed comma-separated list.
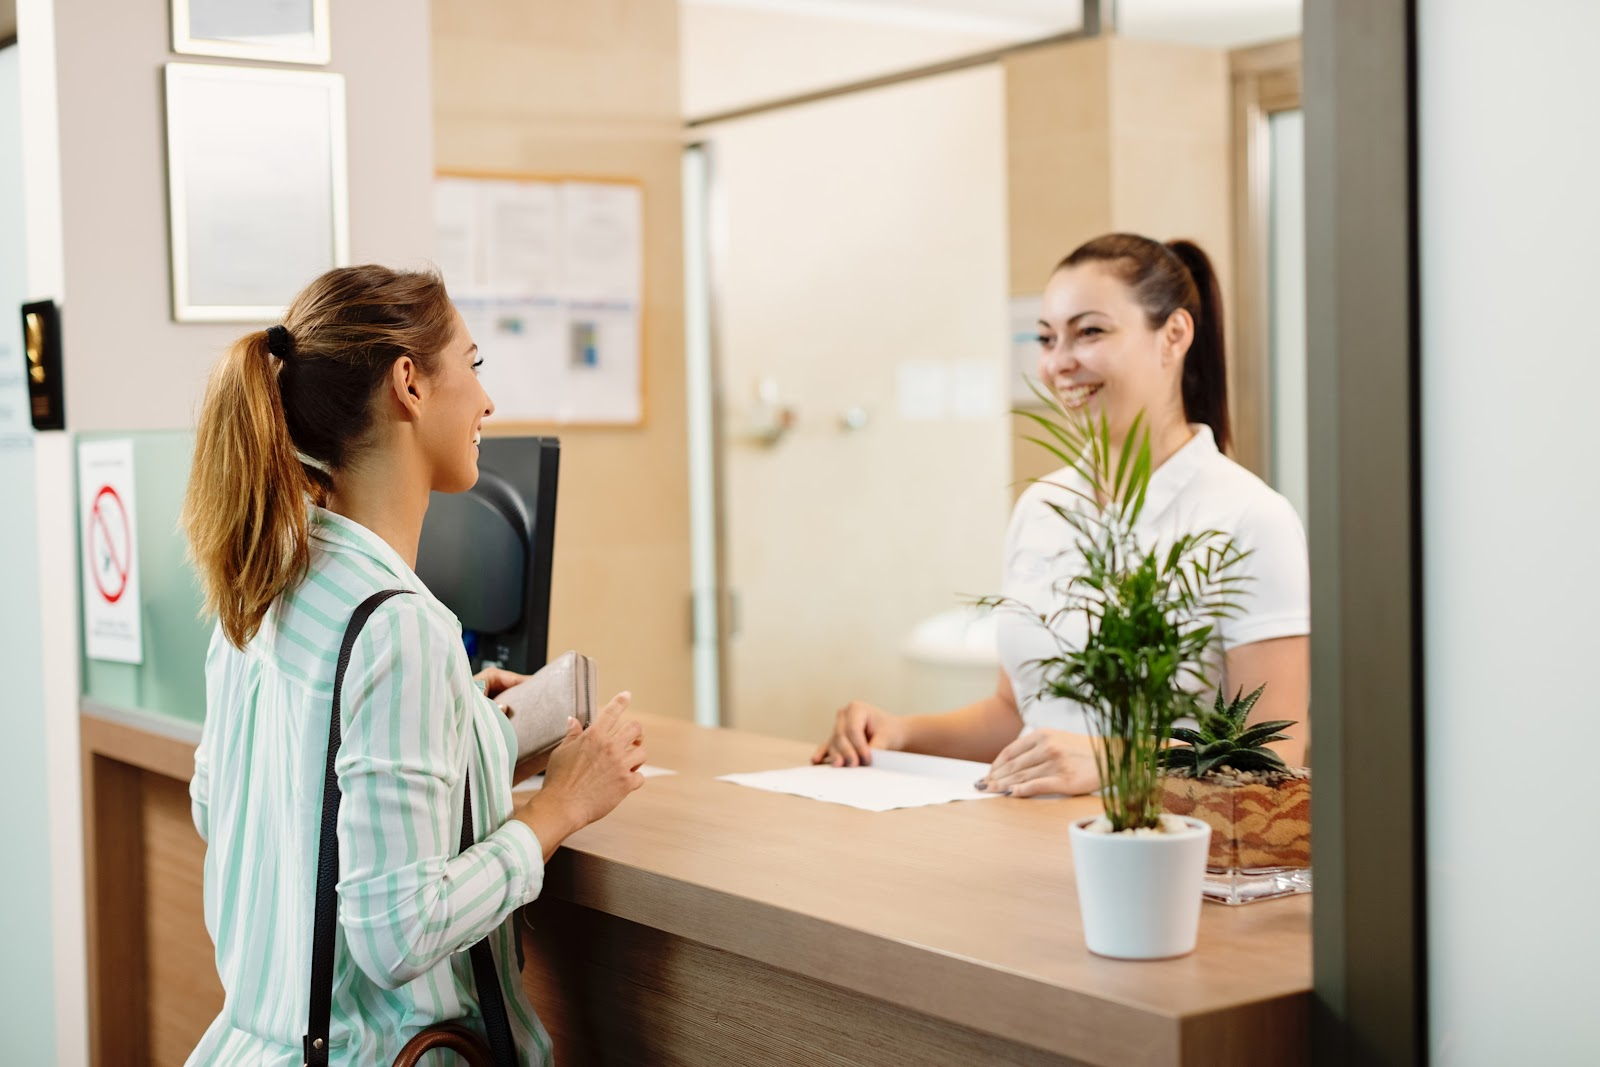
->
[79, 702, 1309, 1065]
[534, 713, 1311, 1066]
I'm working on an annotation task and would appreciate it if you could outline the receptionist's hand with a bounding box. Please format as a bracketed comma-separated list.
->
[812, 701, 908, 768]
[979, 729, 1100, 797]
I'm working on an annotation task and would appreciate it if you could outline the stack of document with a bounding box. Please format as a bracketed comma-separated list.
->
[717, 750, 1000, 812]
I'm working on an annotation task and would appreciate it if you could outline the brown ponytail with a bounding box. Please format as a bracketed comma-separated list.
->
[183, 329, 316, 649]
[1058, 234, 1231, 452]
[182, 265, 456, 648]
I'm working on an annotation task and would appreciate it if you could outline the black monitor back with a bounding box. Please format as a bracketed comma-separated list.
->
[414, 436, 559, 674]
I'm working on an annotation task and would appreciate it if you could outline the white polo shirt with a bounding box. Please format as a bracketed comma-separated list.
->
[996, 424, 1309, 735]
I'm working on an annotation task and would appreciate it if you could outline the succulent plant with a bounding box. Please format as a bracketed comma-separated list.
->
[1160, 684, 1295, 779]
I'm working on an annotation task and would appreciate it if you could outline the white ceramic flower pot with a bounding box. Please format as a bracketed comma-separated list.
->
[1068, 814, 1212, 960]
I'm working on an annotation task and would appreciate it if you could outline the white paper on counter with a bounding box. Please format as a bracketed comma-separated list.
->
[513, 764, 677, 795]
[716, 750, 1000, 812]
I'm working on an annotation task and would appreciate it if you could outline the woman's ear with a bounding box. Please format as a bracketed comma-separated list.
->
[388, 356, 425, 418]
[1161, 309, 1195, 366]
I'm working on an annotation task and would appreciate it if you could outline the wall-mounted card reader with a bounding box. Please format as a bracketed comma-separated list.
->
[22, 299, 64, 431]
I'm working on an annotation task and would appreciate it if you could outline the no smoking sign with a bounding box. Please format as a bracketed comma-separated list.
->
[89, 485, 132, 604]
[78, 440, 143, 664]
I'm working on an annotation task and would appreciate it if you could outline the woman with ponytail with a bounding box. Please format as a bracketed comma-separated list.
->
[182, 266, 645, 1066]
[815, 235, 1310, 798]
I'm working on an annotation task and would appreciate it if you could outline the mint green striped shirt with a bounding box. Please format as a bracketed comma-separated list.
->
[187, 508, 553, 1066]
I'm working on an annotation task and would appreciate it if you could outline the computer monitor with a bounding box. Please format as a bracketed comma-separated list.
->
[414, 436, 560, 675]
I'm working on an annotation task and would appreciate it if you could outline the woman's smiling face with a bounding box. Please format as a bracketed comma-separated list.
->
[417, 307, 495, 494]
[1036, 261, 1189, 446]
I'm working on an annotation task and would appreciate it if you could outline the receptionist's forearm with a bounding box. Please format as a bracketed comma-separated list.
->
[902, 672, 1024, 763]
[1224, 636, 1310, 768]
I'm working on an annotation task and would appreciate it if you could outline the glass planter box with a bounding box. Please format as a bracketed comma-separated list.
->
[1160, 773, 1312, 906]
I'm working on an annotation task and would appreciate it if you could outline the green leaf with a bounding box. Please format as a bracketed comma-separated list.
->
[1212, 749, 1290, 774]
[1233, 721, 1297, 748]
[1158, 747, 1197, 770]
[1112, 410, 1144, 501]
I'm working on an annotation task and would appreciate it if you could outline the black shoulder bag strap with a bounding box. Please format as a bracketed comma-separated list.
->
[304, 589, 518, 1067]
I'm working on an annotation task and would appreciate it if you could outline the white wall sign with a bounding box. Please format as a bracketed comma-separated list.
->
[78, 440, 142, 664]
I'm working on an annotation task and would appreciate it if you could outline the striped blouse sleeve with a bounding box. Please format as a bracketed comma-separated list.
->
[190, 626, 227, 844]
[333, 599, 545, 990]
[189, 726, 212, 845]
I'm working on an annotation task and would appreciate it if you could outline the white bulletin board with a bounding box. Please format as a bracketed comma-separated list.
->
[435, 173, 645, 426]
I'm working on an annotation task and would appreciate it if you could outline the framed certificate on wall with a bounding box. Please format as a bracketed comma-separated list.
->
[165, 63, 349, 322]
[171, 0, 331, 66]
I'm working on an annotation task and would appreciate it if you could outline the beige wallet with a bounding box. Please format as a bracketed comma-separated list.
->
[498, 650, 597, 760]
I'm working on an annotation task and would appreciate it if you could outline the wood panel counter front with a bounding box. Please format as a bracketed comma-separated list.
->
[81, 705, 1309, 1066]
[519, 713, 1310, 1067]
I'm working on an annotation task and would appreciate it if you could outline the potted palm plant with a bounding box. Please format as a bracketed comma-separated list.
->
[1160, 685, 1312, 905]
[995, 391, 1252, 959]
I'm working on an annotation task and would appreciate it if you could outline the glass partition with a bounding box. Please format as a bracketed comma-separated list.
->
[78, 431, 210, 724]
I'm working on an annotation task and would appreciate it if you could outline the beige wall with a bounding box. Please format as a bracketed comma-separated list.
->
[1004, 36, 1231, 489]
[19, 0, 438, 1055]
[680, 3, 1010, 118]
[433, 0, 693, 719]
[52, 0, 435, 431]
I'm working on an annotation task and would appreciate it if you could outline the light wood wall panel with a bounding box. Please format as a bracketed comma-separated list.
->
[432, 0, 693, 718]
[1004, 38, 1115, 292]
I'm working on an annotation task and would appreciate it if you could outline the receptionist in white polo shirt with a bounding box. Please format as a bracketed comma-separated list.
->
[813, 232, 1310, 796]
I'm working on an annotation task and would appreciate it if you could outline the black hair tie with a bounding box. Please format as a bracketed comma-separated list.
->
[265, 324, 295, 360]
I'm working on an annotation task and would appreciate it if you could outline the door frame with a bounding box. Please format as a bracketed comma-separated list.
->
[1304, 1, 1426, 1061]
[1230, 38, 1303, 481]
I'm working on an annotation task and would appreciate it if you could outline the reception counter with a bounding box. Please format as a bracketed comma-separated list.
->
[81, 703, 1310, 1066]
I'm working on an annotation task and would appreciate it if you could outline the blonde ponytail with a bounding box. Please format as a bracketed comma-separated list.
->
[182, 330, 315, 648]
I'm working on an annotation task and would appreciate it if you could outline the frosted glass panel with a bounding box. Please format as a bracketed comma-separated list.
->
[78, 432, 211, 723]
[1268, 108, 1307, 524]
[0, 42, 58, 1067]
[0, 44, 25, 437]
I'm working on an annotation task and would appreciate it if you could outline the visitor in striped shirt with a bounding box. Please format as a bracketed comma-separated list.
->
[179, 265, 646, 1066]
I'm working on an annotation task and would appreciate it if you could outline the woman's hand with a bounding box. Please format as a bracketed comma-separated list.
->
[515, 693, 645, 854]
[474, 666, 528, 716]
[811, 701, 908, 767]
[979, 729, 1100, 797]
